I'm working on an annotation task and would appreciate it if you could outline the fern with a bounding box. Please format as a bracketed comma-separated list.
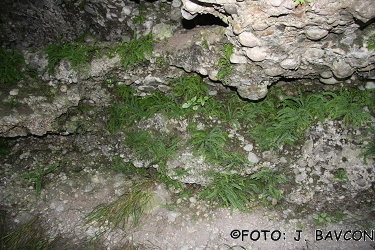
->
[360, 126, 375, 164]
[124, 130, 180, 167]
[324, 88, 372, 126]
[217, 44, 233, 82]
[188, 126, 227, 162]
[107, 86, 144, 132]
[281, 89, 328, 123]
[367, 33, 375, 51]
[198, 172, 255, 214]
[0, 46, 27, 84]
[170, 74, 208, 102]
[44, 40, 96, 74]
[140, 92, 183, 119]
[199, 168, 285, 213]
[113, 33, 153, 70]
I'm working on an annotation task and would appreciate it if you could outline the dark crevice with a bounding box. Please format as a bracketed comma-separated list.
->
[356, 16, 375, 30]
[182, 13, 228, 29]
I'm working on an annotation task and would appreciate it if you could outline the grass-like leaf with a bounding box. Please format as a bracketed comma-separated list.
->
[170, 74, 209, 102]
[0, 46, 26, 85]
[44, 40, 96, 74]
[188, 126, 227, 162]
[324, 89, 372, 126]
[360, 126, 375, 164]
[85, 180, 152, 232]
[22, 164, 58, 196]
[1, 216, 53, 250]
[124, 130, 181, 167]
[113, 33, 153, 70]
[198, 172, 255, 214]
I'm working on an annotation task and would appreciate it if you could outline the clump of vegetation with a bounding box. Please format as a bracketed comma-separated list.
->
[360, 126, 375, 164]
[294, 0, 312, 7]
[111, 33, 153, 70]
[217, 43, 233, 83]
[22, 164, 59, 196]
[333, 168, 349, 181]
[44, 39, 97, 74]
[124, 130, 184, 190]
[324, 88, 373, 127]
[188, 125, 227, 163]
[367, 33, 375, 51]
[170, 74, 209, 103]
[107, 84, 180, 133]
[106, 72, 374, 215]
[1, 216, 54, 250]
[249, 88, 374, 150]
[199, 167, 286, 214]
[111, 156, 148, 177]
[85, 180, 153, 232]
[313, 212, 332, 226]
[124, 130, 181, 167]
[198, 172, 254, 214]
[0, 46, 26, 85]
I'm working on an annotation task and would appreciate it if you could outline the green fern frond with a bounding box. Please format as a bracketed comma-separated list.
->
[189, 126, 227, 162]
[114, 33, 153, 70]
[0, 46, 27, 84]
[170, 74, 208, 102]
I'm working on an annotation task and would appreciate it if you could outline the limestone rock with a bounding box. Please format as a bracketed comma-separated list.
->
[280, 58, 299, 70]
[238, 32, 260, 48]
[152, 23, 176, 40]
[245, 47, 268, 62]
[305, 28, 329, 41]
[247, 152, 259, 164]
[331, 59, 355, 79]
[230, 54, 248, 64]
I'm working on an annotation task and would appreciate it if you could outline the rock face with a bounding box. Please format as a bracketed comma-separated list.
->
[1, 0, 375, 138]
[0, 0, 182, 47]
[1, 0, 375, 100]
[178, 0, 375, 99]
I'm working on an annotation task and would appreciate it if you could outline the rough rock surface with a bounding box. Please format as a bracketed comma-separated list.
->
[178, 0, 375, 99]
[1, 0, 375, 100]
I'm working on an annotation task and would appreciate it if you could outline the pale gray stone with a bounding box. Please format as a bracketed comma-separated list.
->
[320, 77, 340, 85]
[171, 0, 181, 8]
[224, 5, 237, 15]
[245, 47, 267, 62]
[181, 9, 197, 20]
[152, 23, 176, 40]
[264, 67, 284, 76]
[365, 81, 375, 89]
[230, 54, 247, 64]
[331, 59, 355, 79]
[320, 71, 333, 79]
[244, 144, 253, 152]
[247, 151, 259, 164]
[268, 0, 283, 7]
[305, 28, 329, 40]
[167, 211, 181, 222]
[238, 32, 260, 48]
[280, 58, 299, 70]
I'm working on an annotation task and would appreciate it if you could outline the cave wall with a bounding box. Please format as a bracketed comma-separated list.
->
[1, 0, 375, 101]
[0, 0, 182, 48]
[178, 0, 375, 99]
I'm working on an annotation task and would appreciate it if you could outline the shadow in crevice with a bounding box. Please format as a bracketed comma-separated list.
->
[356, 16, 375, 30]
[182, 13, 229, 30]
